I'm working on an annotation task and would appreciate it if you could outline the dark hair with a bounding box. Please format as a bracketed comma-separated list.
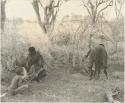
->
[15, 67, 23, 75]
[28, 46, 35, 52]
[99, 44, 104, 47]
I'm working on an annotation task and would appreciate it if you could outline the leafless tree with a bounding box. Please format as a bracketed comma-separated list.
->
[1, 0, 6, 32]
[82, 0, 113, 24]
[114, 0, 124, 19]
[32, 0, 62, 34]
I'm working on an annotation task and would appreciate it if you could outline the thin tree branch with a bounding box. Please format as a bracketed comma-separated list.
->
[82, 0, 92, 16]
[54, 0, 61, 8]
[115, 0, 124, 18]
[97, 0, 113, 17]
[115, 0, 118, 17]
[38, 0, 45, 9]
[96, 0, 110, 9]
[89, 0, 94, 9]
[32, 0, 47, 33]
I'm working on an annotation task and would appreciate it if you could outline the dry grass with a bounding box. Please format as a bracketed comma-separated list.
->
[1, 61, 124, 102]
[1, 20, 124, 102]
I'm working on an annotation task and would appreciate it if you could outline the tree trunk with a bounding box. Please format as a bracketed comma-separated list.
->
[88, 34, 93, 49]
[91, 14, 96, 24]
[73, 53, 75, 67]
[1, 0, 6, 32]
[79, 53, 83, 68]
[32, 0, 47, 34]
[115, 42, 119, 64]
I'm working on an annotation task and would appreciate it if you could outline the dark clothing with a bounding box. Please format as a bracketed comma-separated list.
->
[88, 45, 108, 69]
[26, 51, 45, 72]
[26, 51, 46, 81]
[13, 51, 46, 81]
[87, 44, 108, 79]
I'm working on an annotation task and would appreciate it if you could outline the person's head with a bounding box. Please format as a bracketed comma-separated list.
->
[99, 44, 105, 47]
[28, 46, 36, 55]
[15, 67, 23, 76]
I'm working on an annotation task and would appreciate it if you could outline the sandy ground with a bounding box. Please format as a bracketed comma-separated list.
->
[1, 61, 124, 102]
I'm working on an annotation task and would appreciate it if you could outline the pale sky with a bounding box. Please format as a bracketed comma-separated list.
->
[5, 0, 123, 21]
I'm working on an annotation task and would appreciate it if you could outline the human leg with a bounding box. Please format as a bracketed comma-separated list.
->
[37, 69, 47, 80]
[104, 68, 108, 79]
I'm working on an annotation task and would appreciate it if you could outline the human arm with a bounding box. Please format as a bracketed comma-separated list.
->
[85, 49, 91, 58]
[21, 67, 28, 79]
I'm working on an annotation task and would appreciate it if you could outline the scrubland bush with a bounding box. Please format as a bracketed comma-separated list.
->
[1, 20, 52, 82]
[1, 17, 124, 83]
[50, 17, 124, 70]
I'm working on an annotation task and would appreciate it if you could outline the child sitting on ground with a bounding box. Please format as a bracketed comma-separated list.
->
[6, 67, 28, 96]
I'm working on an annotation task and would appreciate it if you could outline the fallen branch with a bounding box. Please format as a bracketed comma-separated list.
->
[105, 87, 121, 103]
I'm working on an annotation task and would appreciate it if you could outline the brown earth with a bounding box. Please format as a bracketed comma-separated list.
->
[1, 61, 124, 102]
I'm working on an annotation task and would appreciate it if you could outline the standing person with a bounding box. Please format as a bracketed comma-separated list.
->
[85, 44, 108, 80]
[26, 47, 47, 82]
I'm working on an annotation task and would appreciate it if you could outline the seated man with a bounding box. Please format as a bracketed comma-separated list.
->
[6, 67, 28, 96]
[26, 47, 47, 82]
